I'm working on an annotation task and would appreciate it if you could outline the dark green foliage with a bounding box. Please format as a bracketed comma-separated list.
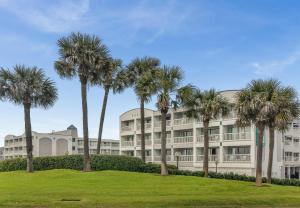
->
[0, 155, 299, 186]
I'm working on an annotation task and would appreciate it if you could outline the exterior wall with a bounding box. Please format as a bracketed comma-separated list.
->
[119, 90, 300, 179]
[0, 147, 3, 160]
[3, 126, 119, 159]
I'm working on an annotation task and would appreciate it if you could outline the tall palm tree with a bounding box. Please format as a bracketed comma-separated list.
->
[95, 58, 129, 154]
[0, 65, 57, 172]
[183, 89, 229, 177]
[127, 57, 160, 162]
[155, 66, 193, 176]
[55, 32, 109, 171]
[235, 79, 280, 186]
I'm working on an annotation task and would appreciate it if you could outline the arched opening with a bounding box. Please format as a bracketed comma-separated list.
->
[39, 138, 52, 156]
[56, 138, 68, 156]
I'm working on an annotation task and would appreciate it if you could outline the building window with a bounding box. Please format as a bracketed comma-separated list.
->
[72, 138, 76, 142]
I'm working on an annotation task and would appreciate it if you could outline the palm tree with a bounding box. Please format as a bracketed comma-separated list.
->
[55, 32, 109, 171]
[183, 89, 229, 177]
[155, 66, 193, 176]
[95, 58, 129, 154]
[127, 57, 160, 162]
[235, 79, 279, 186]
[0, 65, 57, 172]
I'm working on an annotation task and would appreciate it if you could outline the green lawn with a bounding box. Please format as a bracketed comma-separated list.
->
[0, 170, 299, 208]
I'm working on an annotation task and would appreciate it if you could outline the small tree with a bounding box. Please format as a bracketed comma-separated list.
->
[183, 89, 229, 177]
[55, 32, 109, 171]
[0, 65, 57, 172]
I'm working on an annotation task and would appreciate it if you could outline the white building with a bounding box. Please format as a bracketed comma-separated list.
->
[119, 90, 300, 179]
[3, 125, 119, 159]
[0, 147, 3, 160]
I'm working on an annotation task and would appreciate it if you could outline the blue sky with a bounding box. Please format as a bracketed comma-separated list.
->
[1, 0, 300, 145]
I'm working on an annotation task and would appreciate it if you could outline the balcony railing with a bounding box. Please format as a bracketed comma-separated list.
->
[121, 126, 133, 132]
[154, 120, 171, 128]
[223, 132, 251, 141]
[136, 123, 152, 130]
[153, 138, 171, 145]
[175, 155, 193, 162]
[196, 134, 220, 143]
[173, 136, 193, 144]
[294, 157, 300, 162]
[154, 155, 171, 162]
[223, 154, 251, 162]
[121, 141, 134, 147]
[285, 156, 293, 161]
[196, 155, 218, 162]
[136, 139, 152, 146]
[173, 118, 193, 126]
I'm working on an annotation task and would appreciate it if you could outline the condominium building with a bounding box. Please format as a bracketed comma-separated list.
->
[0, 147, 3, 160]
[119, 90, 300, 179]
[3, 125, 119, 159]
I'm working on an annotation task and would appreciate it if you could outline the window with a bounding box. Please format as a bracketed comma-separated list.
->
[72, 138, 76, 142]
[293, 123, 299, 128]
[72, 146, 75, 151]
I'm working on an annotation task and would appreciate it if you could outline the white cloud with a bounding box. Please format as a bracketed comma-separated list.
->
[0, 0, 90, 33]
[250, 49, 300, 75]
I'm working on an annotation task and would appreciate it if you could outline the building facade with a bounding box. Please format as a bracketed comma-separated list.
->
[3, 125, 119, 159]
[119, 90, 300, 179]
[0, 147, 3, 161]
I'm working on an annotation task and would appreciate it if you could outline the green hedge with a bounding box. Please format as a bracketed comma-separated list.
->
[0, 155, 299, 187]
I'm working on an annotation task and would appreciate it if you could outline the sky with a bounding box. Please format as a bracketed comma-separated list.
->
[1, 0, 300, 145]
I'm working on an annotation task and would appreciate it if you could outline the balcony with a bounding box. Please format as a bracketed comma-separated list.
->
[136, 123, 152, 130]
[173, 118, 193, 126]
[223, 154, 251, 162]
[121, 141, 134, 147]
[153, 138, 171, 145]
[196, 134, 220, 143]
[136, 139, 152, 146]
[196, 155, 218, 162]
[121, 126, 133, 132]
[223, 132, 251, 141]
[154, 155, 171, 162]
[175, 155, 193, 162]
[173, 136, 193, 144]
[154, 120, 171, 128]
[285, 156, 293, 162]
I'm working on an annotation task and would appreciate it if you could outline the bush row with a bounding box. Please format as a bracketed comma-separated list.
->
[0, 155, 299, 186]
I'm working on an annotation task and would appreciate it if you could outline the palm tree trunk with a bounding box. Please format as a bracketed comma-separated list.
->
[161, 110, 168, 176]
[81, 82, 91, 172]
[267, 126, 275, 183]
[256, 125, 264, 186]
[23, 103, 33, 173]
[203, 120, 209, 177]
[96, 87, 110, 154]
[140, 99, 146, 162]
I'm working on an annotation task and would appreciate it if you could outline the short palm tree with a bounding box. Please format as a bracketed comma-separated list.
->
[95, 58, 129, 154]
[183, 89, 229, 177]
[55, 32, 109, 171]
[127, 57, 160, 162]
[0, 65, 57, 172]
[236, 79, 281, 186]
[156, 66, 193, 176]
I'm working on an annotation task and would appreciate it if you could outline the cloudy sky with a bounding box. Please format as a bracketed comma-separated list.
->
[1, 0, 300, 145]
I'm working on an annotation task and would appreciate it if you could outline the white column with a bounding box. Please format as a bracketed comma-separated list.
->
[219, 123, 224, 164]
[52, 138, 56, 156]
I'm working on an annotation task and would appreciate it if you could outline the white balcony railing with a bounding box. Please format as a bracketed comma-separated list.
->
[223, 132, 251, 141]
[121, 141, 134, 147]
[173, 118, 193, 126]
[136, 139, 152, 146]
[153, 138, 171, 145]
[121, 126, 133, 132]
[175, 155, 193, 162]
[294, 157, 300, 162]
[154, 120, 172, 128]
[136, 123, 152, 130]
[196, 155, 218, 162]
[154, 155, 171, 162]
[285, 156, 293, 161]
[223, 154, 251, 162]
[173, 136, 193, 144]
[196, 134, 220, 143]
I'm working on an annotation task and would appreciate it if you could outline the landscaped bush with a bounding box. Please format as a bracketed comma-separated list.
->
[0, 155, 299, 186]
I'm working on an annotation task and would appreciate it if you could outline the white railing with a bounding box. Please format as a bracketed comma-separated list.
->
[136, 123, 152, 129]
[196, 155, 218, 162]
[285, 156, 293, 161]
[173, 118, 193, 126]
[294, 157, 300, 162]
[223, 132, 251, 141]
[175, 155, 193, 162]
[121, 126, 133, 132]
[154, 120, 171, 128]
[121, 141, 134, 147]
[173, 136, 193, 144]
[154, 155, 171, 162]
[224, 154, 251, 162]
[136, 139, 152, 146]
[196, 134, 220, 143]
[153, 138, 171, 145]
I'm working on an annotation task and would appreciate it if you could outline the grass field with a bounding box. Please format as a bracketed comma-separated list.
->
[0, 169, 300, 208]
